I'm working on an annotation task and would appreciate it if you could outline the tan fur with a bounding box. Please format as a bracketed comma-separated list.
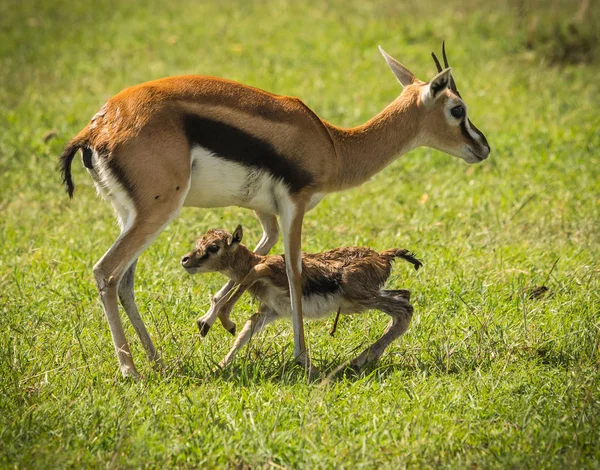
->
[75, 76, 339, 194]
[61, 47, 489, 378]
[181, 227, 421, 369]
[70, 71, 486, 196]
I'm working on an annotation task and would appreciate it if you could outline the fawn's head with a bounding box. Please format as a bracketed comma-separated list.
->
[380, 42, 490, 164]
[181, 225, 244, 274]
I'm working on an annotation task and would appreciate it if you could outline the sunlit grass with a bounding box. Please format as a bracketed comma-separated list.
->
[1, 0, 599, 467]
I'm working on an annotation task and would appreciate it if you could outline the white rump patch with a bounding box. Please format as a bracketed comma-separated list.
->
[86, 149, 136, 233]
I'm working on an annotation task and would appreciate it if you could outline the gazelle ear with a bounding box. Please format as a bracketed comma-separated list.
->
[378, 46, 416, 87]
[230, 225, 243, 246]
[422, 68, 452, 104]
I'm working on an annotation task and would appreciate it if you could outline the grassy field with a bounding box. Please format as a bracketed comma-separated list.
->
[1, 0, 599, 467]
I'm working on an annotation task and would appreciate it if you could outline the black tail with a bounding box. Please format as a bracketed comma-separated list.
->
[59, 140, 84, 198]
[383, 248, 423, 271]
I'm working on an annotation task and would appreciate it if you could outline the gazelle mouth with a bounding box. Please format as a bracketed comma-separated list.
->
[182, 265, 201, 274]
[467, 148, 486, 162]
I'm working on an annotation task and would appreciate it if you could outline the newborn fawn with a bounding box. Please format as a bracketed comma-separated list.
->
[181, 226, 422, 369]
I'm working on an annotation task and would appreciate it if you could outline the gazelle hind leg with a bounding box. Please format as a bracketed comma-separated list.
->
[349, 294, 414, 369]
[118, 259, 162, 368]
[197, 211, 279, 336]
[218, 308, 278, 368]
[89, 129, 191, 378]
[94, 207, 182, 378]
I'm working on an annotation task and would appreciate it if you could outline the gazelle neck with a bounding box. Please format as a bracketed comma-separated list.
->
[325, 89, 422, 190]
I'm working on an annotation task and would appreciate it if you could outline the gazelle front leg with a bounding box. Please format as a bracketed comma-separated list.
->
[279, 199, 315, 373]
[197, 211, 279, 336]
[252, 211, 280, 255]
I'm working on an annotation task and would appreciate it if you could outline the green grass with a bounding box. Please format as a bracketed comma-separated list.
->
[1, 0, 599, 467]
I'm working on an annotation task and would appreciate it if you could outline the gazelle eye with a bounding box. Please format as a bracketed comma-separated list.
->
[207, 244, 219, 253]
[451, 106, 465, 119]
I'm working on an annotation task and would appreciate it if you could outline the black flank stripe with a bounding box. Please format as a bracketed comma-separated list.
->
[182, 114, 314, 193]
[302, 273, 342, 298]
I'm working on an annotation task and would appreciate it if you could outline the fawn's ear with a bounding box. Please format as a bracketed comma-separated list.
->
[230, 225, 243, 246]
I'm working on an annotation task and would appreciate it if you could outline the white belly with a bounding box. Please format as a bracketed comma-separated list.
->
[184, 146, 289, 214]
[261, 286, 342, 320]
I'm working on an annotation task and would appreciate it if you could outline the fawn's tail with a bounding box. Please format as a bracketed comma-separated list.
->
[382, 248, 423, 271]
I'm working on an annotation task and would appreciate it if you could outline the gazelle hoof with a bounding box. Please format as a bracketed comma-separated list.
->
[197, 320, 211, 337]
[226, 324, 236, 336]
[151, 356, 165, 372]
[120, 365, 141, 381]
[294, 357, 322, 380]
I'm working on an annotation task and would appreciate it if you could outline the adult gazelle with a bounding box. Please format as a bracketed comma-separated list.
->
[60, 43, 489, 378]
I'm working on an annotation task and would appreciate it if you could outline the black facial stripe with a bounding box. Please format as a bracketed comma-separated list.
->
[183, 114, 314, 193]
[467, 118, 489, 148]
[459, 119, 478, 146]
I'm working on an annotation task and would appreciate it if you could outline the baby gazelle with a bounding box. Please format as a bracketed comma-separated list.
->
[181, 226, 422, 369]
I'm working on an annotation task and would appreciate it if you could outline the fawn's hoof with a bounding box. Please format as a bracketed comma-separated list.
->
[197, 320, 211, 337]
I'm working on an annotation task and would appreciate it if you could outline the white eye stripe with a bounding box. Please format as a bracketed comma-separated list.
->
[463, 118, 482, 142]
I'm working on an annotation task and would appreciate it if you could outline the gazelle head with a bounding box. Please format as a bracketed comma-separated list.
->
[181, 225, 244, 274]
[379, 42, 490, 164]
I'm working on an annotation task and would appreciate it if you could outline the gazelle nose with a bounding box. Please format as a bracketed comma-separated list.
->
[181, 255, 191, 266]
[482, 143, 491, 158]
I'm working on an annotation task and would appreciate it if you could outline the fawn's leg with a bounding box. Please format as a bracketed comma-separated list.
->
[197, 211, 279, 336]
[219, 308, 278, 368]
[349, 293, 414, 368]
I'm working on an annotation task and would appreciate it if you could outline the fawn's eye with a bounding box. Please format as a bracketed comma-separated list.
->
[207, 244, 219, 254]
[451, 105, 465, 119]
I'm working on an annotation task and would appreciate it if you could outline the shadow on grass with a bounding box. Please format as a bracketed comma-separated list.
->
[160, 350, 482, 387]
[152, 331, 583, 388]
